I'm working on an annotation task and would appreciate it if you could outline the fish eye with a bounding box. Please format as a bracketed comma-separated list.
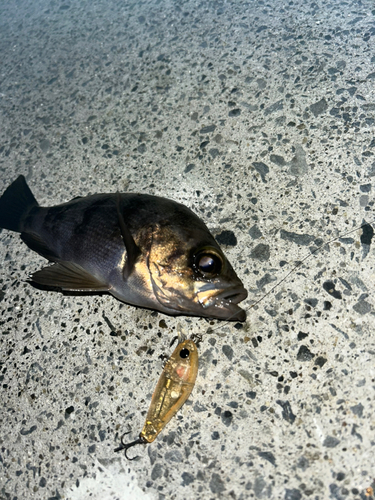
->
[193, 249, 223, 278]
[179, 348, 190, 359]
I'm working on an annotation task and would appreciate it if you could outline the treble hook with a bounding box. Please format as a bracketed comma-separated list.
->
[114, 431, 148, 460]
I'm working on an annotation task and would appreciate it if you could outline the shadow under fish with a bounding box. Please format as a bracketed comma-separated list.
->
[0, 176, 247, 321]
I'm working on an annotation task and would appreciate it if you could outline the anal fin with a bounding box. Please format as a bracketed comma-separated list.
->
[30, 262, 109, 292]
[21, 232, 59, 261]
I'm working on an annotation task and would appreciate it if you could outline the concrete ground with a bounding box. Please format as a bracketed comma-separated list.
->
[1, 0, 374, 499]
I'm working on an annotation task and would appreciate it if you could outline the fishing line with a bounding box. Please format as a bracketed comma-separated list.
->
[206, 218, 375, 334]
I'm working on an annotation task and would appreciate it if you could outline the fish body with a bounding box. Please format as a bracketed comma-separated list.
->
[0, 176, 247, 321]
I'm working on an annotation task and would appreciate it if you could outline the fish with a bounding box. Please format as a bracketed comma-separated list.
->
[0, 176, 247, 321]
[115, 335, 199, 459]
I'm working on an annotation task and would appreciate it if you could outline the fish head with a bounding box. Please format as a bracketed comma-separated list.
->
[146, 223, 248, 321]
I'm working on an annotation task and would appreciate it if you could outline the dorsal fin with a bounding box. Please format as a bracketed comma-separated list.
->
[116, 193, 141, 279]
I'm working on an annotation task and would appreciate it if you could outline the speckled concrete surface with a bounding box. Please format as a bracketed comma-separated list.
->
[1, 1, 375, 499]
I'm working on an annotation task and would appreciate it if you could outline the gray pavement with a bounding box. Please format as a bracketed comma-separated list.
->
[0, 1, 374, 499]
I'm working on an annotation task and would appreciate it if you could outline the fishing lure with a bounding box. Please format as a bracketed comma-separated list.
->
[115, 336, 199, 459]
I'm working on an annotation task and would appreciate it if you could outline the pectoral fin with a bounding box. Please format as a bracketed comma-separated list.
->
[116, 193, 141, 279]
[30, 262, 109, 292]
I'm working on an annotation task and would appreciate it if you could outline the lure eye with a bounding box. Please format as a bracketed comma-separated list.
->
[193, 249, 223, 278]
[179, 348, 190, 359]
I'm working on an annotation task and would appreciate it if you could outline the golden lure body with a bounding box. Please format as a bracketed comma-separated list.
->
[115, 338, 198, 458]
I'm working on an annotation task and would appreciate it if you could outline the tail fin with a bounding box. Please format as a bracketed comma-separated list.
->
[0, 175, 39, 232]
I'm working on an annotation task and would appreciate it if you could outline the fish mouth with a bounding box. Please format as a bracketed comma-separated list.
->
[217, 287, 248, 303]
[196, 285, 248, 321]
